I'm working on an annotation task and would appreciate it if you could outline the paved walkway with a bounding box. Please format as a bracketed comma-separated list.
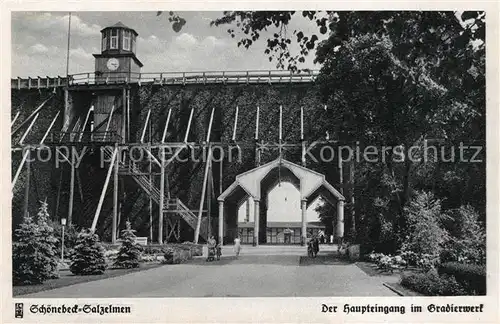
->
[23, 245, 396, 298]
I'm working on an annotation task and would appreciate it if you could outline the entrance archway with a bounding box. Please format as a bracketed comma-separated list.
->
[218, 158, 345, 245]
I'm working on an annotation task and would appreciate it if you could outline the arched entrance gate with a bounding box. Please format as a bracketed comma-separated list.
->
[217, 158, 345, 246]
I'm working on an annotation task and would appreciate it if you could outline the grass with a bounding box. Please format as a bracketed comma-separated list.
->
[13, 263, 164, 297]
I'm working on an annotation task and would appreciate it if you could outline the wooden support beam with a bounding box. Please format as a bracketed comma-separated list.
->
[300, 106, 304, 140]
[12, 94, 54, 137]
[91, 147, 118, 232]
[12, 150, 30, 189]
[149, 152, 153, 243]
[206, 108, 215, 143]
[19, 113, 40, 145]
[79, 105, 93, 141]
[11, 111, 20, 127]
[23, 150, 31, 218]
[122, 88, 126, 144]
[40, 111, 61, 144]
[161, 108, 172, 143]
[140, 108, 151, 143]
[67, 149, 75, 225]
[184, 107, 195, 143]
[76, 169, 84, 202]
[194, 147, 213, 244]
[279, 105, 283, 141]
[255, 106, 260, 140]
[112, 144, 119, 243]
[159, 147, 165, 244]
[13, 111, 60, 189]
[232, 106, 239, 141]
[127, 89, 131, 142]
[103, 105, 115, 141]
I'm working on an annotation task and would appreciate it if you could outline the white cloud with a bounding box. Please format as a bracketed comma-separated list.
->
[70, 47, 93, 60]
[29, 43, 49, 53]
[14, 12, 101, 38]
[174, 33, 198, 47]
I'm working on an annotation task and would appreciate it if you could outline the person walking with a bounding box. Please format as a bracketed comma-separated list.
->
[233, 235, 241, 258]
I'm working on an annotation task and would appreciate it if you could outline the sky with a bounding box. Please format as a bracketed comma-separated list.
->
[11, 11, 326, 77]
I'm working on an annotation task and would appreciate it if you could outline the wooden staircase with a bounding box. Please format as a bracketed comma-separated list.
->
[102, 147, 209, 241]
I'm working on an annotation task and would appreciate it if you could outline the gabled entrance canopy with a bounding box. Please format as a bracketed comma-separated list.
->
[218, 158, 345, 203]
[217, 158, 346, 246]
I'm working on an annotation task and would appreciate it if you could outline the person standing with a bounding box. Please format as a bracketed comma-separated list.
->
[234, 235, 241, 258]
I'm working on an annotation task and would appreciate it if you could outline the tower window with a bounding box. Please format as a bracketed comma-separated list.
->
[131, 36, 136, 52]
[102, 31, 108, 51]
[110, 29, 118, 49]
[123, 30, 131, 50]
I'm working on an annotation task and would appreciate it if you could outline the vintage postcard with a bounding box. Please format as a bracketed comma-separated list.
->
[1, 1, 499, 323]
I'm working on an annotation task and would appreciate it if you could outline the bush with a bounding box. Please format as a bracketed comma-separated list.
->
[162, 248, 175, 264]
[70, 229, 107, 275]
[401, 270, 467, 296]
[441, 206, 486, 265]
[438, 262, 486, 295]
[13, 201, 59, 285]
[50, 221, 79, 259]
[402, 192, 449, 257]
[113, 221, 142, 269]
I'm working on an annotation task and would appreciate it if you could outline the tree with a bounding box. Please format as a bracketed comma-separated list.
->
[158, 11, 484, 74]
[70, 229, 107, 275]
[402, 191, 449, 256]
[113, 221, 142, 269]
[157, 10, 485, 253]
[441, 205, 486, 264]
[13, 200, 59, 285]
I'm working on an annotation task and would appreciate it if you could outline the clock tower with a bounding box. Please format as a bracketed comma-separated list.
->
[93, 22, 143, 83]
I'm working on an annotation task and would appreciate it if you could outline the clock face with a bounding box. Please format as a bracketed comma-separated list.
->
[106, 58, 120, 71]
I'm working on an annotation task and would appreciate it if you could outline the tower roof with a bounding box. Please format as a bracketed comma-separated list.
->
[101, 21, 138, 35]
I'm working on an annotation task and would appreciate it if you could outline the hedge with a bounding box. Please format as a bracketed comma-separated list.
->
[438, 262, 486, 295]
[401, 271, 467, 296]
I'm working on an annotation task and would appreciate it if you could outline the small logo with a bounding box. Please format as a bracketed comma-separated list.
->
[15, 303, 23, 319]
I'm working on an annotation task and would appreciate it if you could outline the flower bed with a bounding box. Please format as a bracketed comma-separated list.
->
[102, 242, 203, 265]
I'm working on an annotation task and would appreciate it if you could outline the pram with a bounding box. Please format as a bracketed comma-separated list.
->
[206, 244, 222, 262]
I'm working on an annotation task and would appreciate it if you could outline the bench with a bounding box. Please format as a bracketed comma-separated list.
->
[115, 236, 148, 246]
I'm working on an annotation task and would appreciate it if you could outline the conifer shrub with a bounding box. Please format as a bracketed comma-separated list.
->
[70, 229, 107, 275]
[12, 200, 59, 285]
[113, 221, 143, 269]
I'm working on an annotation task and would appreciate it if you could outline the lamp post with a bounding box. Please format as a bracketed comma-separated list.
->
[61, 218, 67, 262]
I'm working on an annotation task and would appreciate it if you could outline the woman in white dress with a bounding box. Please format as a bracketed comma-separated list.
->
[233, 235, 241, 258]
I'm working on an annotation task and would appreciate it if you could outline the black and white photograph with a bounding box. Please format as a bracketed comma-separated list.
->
[3, 3, 498, 323]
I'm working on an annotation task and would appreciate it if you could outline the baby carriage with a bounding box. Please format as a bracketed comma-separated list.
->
[206, 244, 222, 262]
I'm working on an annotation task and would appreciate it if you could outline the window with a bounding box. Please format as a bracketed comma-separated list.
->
[110, 29, 118, 49]
[102, 31, 108, 51]
[123, 30, 131, 50]
[131, 36, 136, 52]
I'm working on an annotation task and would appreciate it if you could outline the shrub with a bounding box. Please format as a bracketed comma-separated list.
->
[50, 221, 79, 259]
[402, 192, 449, 257]
[401, 270, 467, 296]
[70, 229, 107, 275]
[441, 205, 486, 265]
[438, 262, 486, 295]
[12, 201, 59, 285]
[113, 221, 142, 269]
